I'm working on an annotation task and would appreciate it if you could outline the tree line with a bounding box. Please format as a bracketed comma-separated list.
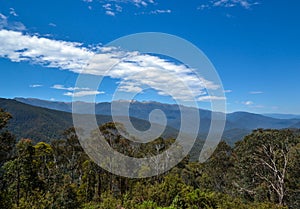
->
[0, 108, 299, 209]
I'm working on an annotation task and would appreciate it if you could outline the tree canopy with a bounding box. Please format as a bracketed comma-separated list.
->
[0, 109, 299, 208]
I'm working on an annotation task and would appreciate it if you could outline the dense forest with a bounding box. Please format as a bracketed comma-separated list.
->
[0, 108, 299, 209]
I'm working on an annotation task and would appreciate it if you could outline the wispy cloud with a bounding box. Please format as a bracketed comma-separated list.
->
[52, 84, 104, 97]
[9, 8, 18, 17]
[197, 95, 226, 102]
[49, 23, 57, 27]
[0, 13, 8, 29]
[150, 9, 171, 15]
[103, 4, 115, 16]
[197, 4, 210, 10]
[0, 12, 26, 31]
[106, 11, 116, 16]
[0, 29, 223, 102]
[114, 0, 153, 7]
[241, 100, 265, 109]
[88, 0, 170, 16]
[118, 82, 143, 93]
[116, 4, 123, 12]
[9, 22, 26, 31]
[0, 13, 7, 19]
[64, 90, 104, 97]
[249, 91, 263, 94]
[85, 0, 155, 16]
[242, 100, 254, 105]
[198, 0, 260, 10]
[102, 3, 124, 16]
[29, 84, 43, 88]
[51, 84, 90, 91]
[224, 89, 232, 93]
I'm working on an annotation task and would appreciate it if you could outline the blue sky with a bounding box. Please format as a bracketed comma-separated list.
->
[0, 0, 299, 114]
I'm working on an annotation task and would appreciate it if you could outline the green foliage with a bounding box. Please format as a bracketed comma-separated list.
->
[0, 123, 298, 209]
[82, 192, 122, 209]
[0, 109, 15, 209]
[232, 129, 300, 205]
[286, 142, 300, 208]
[54, 180, 80, 209]
[2, 139, 41, 208]
[78, 160, 98, 202]
[0, 108, 15, 165]
[197, 141, 233, 193]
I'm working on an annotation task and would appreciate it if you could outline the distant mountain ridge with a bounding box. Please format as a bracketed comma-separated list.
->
[13, 97, 300, 144]
[0, 98, 178, 143]
[263, 113, 300, 120]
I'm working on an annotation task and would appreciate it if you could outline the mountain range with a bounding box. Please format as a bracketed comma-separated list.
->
[10, 97, 300, 145]
[262, 113, 300, 120]
[0, 98, 178, 143]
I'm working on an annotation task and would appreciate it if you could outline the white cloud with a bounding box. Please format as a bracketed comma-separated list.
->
[0, 30, 93, 70]
[242, 100, 254, 105]
[116, 5, 123, 12]
[224, 89, 232, 93]
[50, 98, 56, 101]
[197, 4, 210, 10]
[51, 84, 90, 91]
[29, 84, 43, 88]
[49, 23, 57, 27]
[249, 91, 263, 94]
[125, 0, 152, 7]
[0, 29, 223, 102]
[99, 46, 116, 53]
[197, 95, 226, 102]
[106, 10, 116, 16]
[85, 0, 155, 15]
[103, 3, 117, 16]
[118, 81, 143, 93]
[64, 90, 104, 97]
[0, 13, 8, 29]
[150, 9, 171, 14]
[0, 13, 7, 20]
[103, 3, 112, 10]
[52, 84, 103, 97]
[199, 0, 259, 10]
[9, 8, 18, 17]
[96, 53, 220, 101]
[9, 22, 26, 31]
[98, 0, 152, 7]
[225, 13, 234, 18]
[0, 12, 25, 31]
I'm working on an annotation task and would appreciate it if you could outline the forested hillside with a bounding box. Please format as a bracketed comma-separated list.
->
[15, 98, 300, 143]
[0, 98, 178, 143]
[0, 108, 299, 209]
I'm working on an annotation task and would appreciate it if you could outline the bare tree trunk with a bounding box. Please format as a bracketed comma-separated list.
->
[16, 162, 20, 207]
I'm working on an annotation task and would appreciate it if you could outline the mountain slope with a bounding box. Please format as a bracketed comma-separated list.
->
[0, 98, 178, 142]
[0, 98, 73, 142]
[263, 113, 300, 120]
[226, 111, 300, 130]
[15, 97, 300, 131]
